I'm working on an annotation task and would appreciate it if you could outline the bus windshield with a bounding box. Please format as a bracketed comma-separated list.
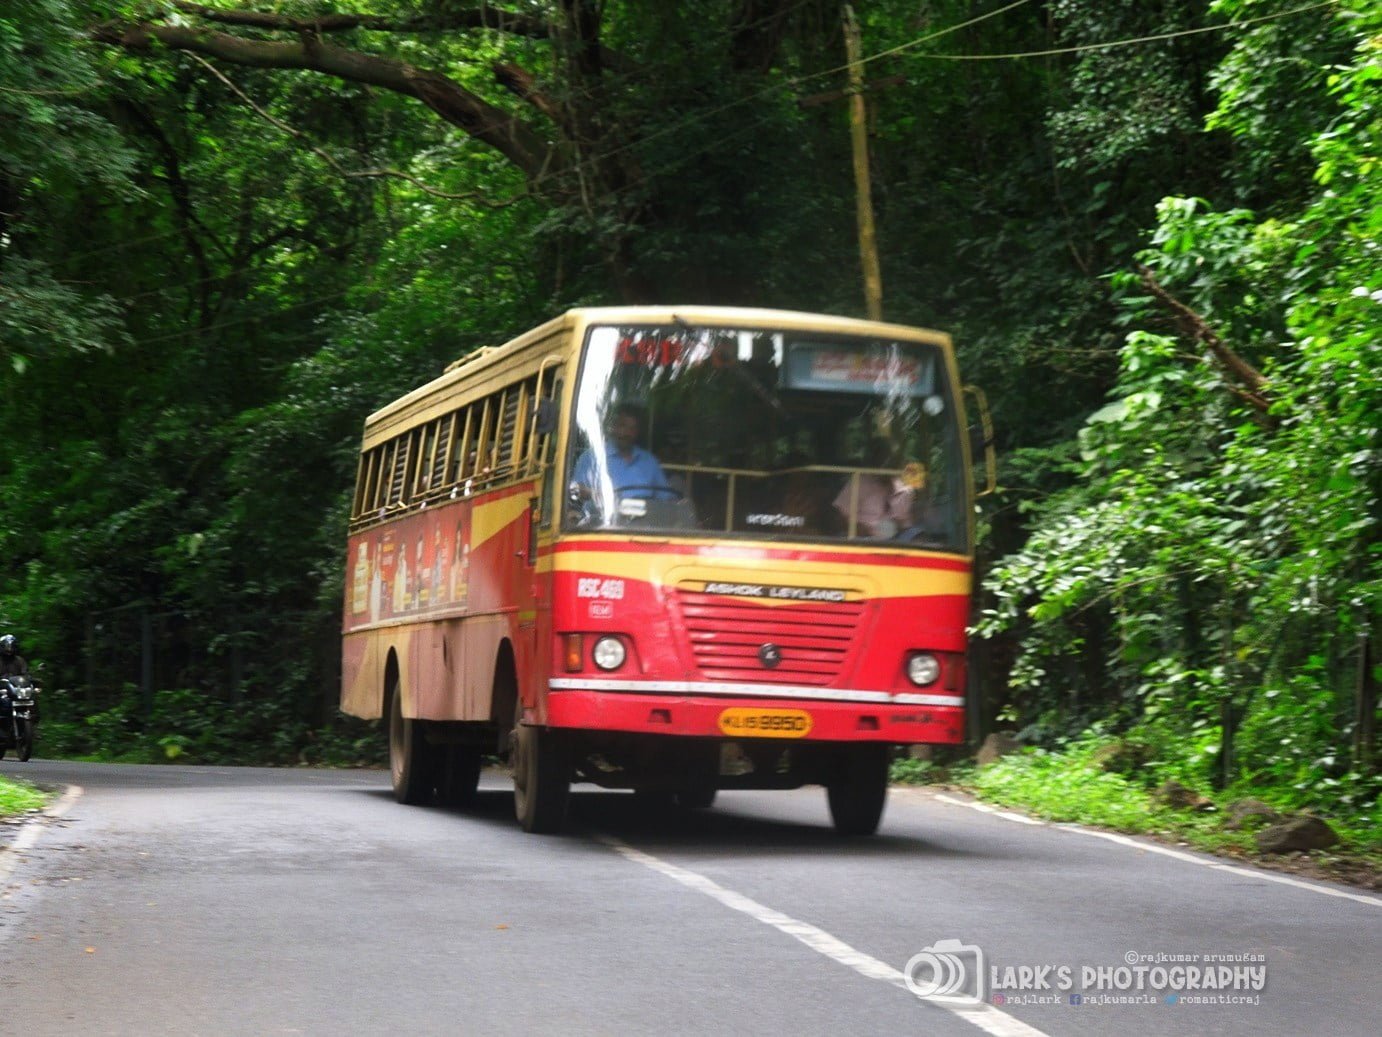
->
[565, 323, 967, 550]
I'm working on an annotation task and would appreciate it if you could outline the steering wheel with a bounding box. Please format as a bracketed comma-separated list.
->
[615, 484, 686, 502]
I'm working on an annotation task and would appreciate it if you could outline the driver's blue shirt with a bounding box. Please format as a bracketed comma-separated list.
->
[574, 443, 670, 497]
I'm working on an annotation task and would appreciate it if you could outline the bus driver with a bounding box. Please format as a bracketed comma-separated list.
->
[571, 403, 671, 503]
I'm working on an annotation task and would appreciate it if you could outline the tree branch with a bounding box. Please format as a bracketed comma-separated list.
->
[730, 0, 802, 74]
[116, 100, 217, 325]
[1136, 263, 1275, 421]
[169, 2, 549, 40]
[493, 61, 566, 131]
[93, 21, 553, 180]
[186, 55, 516, 206]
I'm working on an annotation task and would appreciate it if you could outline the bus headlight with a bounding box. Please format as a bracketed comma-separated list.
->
[906, 652, 941, 687]
[592, 636, 627, 671]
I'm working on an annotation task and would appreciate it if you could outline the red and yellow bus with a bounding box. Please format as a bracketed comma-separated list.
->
[342, 306, 993, 833]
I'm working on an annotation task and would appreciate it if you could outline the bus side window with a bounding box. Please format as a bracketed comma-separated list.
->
[537, 377, 563, 528]
[452, 404, 475, 487]
[430, 412, 456, 493]
[412, 422, 436, 498]
[473, 396, 496, 486]
[493, 385, 518, 478]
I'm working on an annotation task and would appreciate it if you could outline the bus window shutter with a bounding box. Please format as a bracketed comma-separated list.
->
[497, 386, 521, 477]
[388, 436, 410, 506]
[430, 413, 453, 491]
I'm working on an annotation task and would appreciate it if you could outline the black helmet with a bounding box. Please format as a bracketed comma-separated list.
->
[0, 635, 16, 657]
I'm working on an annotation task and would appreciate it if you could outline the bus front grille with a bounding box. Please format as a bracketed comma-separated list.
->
[674, 590, 864, 685]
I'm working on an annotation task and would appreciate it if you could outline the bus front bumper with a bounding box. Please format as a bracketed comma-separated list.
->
[544, 685, 965, 744]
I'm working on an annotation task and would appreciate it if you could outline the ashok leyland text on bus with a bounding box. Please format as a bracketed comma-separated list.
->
[340, 306, 995, 833]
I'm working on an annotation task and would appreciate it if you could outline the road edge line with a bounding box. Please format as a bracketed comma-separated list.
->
[0, 784, 84, 885]
[930, 791, 1382, 908]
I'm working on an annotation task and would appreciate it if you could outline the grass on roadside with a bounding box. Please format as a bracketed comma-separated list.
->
[890, 739, 1381, 889]
[0, 774, 49, 817]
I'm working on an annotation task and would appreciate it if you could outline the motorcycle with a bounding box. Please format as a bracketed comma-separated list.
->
[0, 675, 38, 762]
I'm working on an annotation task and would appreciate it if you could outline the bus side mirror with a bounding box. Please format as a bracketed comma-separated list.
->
[963, 385, 997, 498]
[969, 424, 990, 456]
[534, 399, 558, 436]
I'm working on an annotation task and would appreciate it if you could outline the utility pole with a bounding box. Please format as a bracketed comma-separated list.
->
[843, 5, 883, 321]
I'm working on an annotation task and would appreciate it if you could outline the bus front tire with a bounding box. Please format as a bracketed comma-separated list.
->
[512, 724, 570, 834]
[389, 684, 439, 805]
[826, 746, 890, 836]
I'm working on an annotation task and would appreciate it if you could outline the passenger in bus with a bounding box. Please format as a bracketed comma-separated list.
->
[765, 453, 827, 533]
[831, 434, 923, 539]
[571, 403, 671, 499]
[833, 472, 915, 539]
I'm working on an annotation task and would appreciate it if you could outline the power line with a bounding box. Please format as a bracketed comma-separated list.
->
[915, 0, 1341, 62]
[0, 83, 93, 98]
[512, 0, 1040, 200]
[45, 0, 1344, 284]
[859, 0, 1037, 67]
[53, 228, 191, 266]
[55, 0, 1034, 234]
[127, 289, 355, 347]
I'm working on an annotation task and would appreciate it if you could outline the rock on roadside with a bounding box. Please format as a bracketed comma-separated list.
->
[1255, 815, 1340, 854]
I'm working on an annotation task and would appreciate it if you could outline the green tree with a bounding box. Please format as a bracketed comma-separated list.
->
[979, 3, 1381, 812]
[0, 0, 136, 373]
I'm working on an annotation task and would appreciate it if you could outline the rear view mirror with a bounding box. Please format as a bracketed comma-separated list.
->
[534, 398, 558, 436]
[969, 423, 990, 457]
[963, 385, 997, 497]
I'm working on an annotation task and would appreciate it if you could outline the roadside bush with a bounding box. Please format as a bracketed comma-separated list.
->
[35, 684, 384, 767]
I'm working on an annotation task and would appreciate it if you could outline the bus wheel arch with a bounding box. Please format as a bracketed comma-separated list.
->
[498, 639, 570, 833]
[491, 640, 519, 749]
[385, 649, 439, 806]
[382, 650, 401, 720]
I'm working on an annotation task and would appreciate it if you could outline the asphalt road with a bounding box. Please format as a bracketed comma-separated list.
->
[0, 759, 1376, 1037]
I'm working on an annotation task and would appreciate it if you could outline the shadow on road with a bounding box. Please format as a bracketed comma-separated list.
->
[358, 782, 986, 860]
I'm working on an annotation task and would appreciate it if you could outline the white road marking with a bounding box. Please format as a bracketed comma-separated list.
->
[942, 797, 1042, 825]
[0, 784, 83, 886]
[598, 833, 1050, 1037]
[931, 792, 1382, 908]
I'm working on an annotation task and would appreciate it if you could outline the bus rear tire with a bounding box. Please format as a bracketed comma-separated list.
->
[512, 724, 570, 834]
[389, 682, 439, 805]
[826, 746, 890, 836]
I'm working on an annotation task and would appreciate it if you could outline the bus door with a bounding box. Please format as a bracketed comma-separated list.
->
[524, 360, 564, 718]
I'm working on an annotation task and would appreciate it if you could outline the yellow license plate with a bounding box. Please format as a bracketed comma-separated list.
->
[717, 707, 813, 738]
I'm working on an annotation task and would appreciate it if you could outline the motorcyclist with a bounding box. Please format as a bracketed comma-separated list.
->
[0, 634, 29, 678]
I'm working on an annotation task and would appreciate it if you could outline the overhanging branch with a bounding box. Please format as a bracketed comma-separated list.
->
[1136, 263, 1276, 423]
[187, 55, 517, 206]
[169, 2, 550, 39]
[93, 21, 553, 180]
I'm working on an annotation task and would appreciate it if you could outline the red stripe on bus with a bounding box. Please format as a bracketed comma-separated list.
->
[551, 538, 972, 571]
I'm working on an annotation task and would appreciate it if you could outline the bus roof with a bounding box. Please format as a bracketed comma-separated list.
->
[362, 305, 952, 437]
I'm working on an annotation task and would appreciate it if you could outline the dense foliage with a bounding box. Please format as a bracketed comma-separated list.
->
[978, 1, 1381, 823]
[0, 1, 1375, 828]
